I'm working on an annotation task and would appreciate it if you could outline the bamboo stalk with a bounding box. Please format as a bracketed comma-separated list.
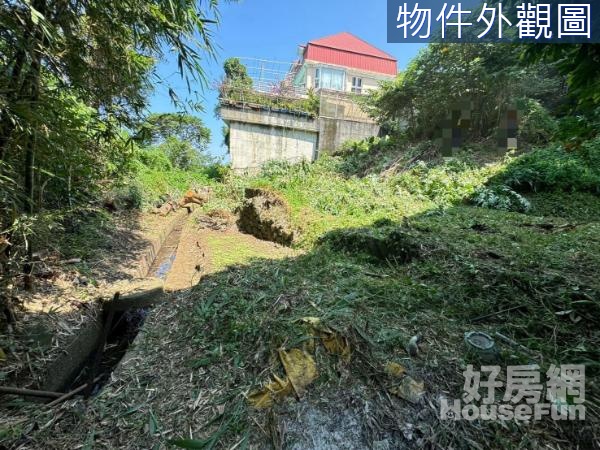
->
[0, 386, 63, 399]
[46, 376, 103, 408]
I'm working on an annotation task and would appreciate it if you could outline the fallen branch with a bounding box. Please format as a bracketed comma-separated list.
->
[494, 332, 538, 357]
[46, 375, 103, 408]
[0, 386, 63, 399]
[471, 305, 527, 323]
[61, 258, 82, 265]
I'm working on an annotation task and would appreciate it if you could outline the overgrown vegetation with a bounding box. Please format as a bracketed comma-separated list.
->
[158, 40, 600, 446]
[497, 137, 600, 193]
[0, 0, 225, 297]
[123, 112, 227, 207]
[165, 145, 600, 447]
[220, 85, 321, 117]
[219, 58, 320, 117]
[1, 5, 600, 445]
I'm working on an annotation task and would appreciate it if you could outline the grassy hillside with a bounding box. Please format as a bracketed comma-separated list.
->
[177, 140, 600, 448]
[4, 139, 598, 449]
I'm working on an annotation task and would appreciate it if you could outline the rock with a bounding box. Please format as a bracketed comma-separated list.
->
[180, 187, 213, 208]
[237, 188, 294, 246]
[406, 335, 420, 357]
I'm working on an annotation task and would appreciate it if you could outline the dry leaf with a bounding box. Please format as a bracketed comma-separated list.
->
[247, 349, 318, 409]
[278, 349, 318, 397]
[247, 375, 293, 409]
[384, 362, 407, 378]
[321, 333, 351, 363]
[390, 376, 425, 404]
[301, 317, 351, 363]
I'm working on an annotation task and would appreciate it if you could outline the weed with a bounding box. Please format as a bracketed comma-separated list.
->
[472, 185, 531, 212]
[498, 138, 600, 193]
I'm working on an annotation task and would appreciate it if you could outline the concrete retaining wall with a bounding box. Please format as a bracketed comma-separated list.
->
[318, 117, 380, 154]
[221, 105, 380, 172]
[221, 107, 319, 173]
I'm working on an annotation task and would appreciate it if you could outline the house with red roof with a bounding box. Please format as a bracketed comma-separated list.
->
[220, 33, 397, 172]
[293, 32, 397, 94]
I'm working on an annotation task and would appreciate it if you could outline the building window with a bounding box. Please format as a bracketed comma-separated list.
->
[351, 77, 363, 94]
[315, 67, 345, 91]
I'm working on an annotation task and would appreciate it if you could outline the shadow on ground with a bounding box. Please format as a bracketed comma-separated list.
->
[2, 195, 598, 449]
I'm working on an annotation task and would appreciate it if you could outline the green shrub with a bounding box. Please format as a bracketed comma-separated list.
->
[260, 160, 296, 179]
[499, 139, 600, 193]
[472, 185, 531, 212]
[393, 160, 497, 206]
[554, 114, 598, 144]
[104, 182, 143, 209]
[134, 168, 213, 207]
[203, 163, 231, 182]
[137, 148, 173, 171]
[518, 98, 558, 145]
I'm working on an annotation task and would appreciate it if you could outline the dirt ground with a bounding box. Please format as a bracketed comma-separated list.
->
[164, 210, 295, 291]
[0, 209, 298, 449]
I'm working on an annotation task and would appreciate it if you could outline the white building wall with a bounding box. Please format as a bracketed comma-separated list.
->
[302, 62, 393, 94]
[225, 114, 318, 173]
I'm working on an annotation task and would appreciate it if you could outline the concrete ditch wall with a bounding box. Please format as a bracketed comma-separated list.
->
[38, 211, 184, 393]
[41, 316, 104, 392]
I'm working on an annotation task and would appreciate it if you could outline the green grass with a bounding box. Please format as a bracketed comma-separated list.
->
[527, 191, 600, 222]
[99, 135, 600, 447]
[134, 168, 216, 207]
[178, 150, 600, 448]
[183, 196, 600, 447]
[244, 157, 435, 247]
[203, 233, 291, 272]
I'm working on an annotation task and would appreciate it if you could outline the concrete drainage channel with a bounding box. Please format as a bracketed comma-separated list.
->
[38, 212, 188, 402]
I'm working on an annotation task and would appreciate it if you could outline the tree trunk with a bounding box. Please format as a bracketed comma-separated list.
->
[21, 15, 44, 292]
[0, 42, 30, 164]
[67, 165, 73, 209]
[22, 131, 37, 291]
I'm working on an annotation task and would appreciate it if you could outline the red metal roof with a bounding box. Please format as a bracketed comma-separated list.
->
[304, 32, 397, 76]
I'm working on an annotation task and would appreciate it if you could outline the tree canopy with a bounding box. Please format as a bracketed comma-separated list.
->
[223, 57, 253, 87]
[364, 43, 567, 142]
[137, 113, 211, 152]
[0, 0, 223, 288]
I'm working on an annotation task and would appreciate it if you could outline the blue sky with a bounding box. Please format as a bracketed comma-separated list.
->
[149, 0, 425, 161]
